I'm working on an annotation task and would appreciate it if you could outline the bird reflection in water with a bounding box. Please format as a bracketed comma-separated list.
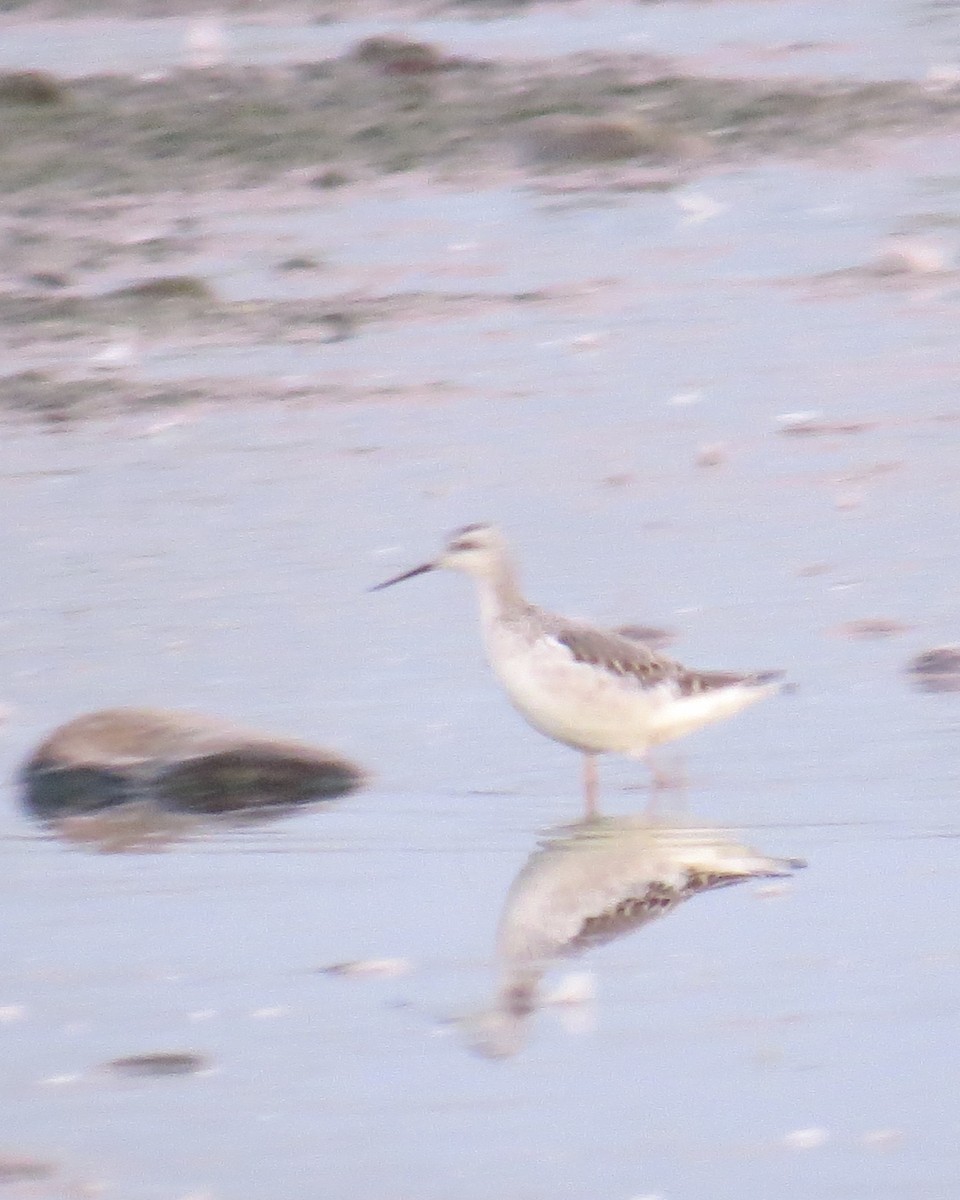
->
[462, 816, 804, 1059]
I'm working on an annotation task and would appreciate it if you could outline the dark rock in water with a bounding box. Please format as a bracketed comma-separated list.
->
[0, 71, 64, 106]
[21, 707, 366, 819]
[106, 1052, 208, 1077]
[351, 36, 446, 75]
[907, 646, 960, 693]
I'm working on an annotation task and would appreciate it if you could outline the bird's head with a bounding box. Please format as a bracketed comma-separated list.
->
[370, 523, 506, 590]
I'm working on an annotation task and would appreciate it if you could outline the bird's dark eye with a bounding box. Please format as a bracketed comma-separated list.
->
[451, 539, 479, 552]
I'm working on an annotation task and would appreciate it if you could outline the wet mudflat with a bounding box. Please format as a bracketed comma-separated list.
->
[2, 2, 960, 1198]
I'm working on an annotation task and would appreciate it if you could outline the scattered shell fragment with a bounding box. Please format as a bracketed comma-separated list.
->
[676, 191, 725, 224]
[106, 1052, 209, 1077]
[860, 1128, 904, 1150]
[695, 442, 727, 467]
[907, 646, 960, 693]
[783, 1127, 830, 1150]
[925, 63, 960, 92]
[871, 236, 950, 276]
[320, 957, 412, 979]
[89, 328, 139, 373]
[668, 389, 703, 407]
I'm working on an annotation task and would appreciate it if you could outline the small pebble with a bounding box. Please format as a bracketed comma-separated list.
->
[277, 254, 321, 272]
[106, 1052, 209, 1077]
[907, 645, 960, 692]
[320, 957, 412, 978]
[777, 411, 875, 436]
[833, 618, 910, 640]
[570, 332, 606, 350]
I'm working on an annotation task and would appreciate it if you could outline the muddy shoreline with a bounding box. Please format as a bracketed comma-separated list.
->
[1, 32, 957, 420]
[1, 57, 957, 199]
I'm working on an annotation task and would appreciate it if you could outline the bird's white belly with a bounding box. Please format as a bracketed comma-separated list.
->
[489, 635, 666, 754]
[485, 628, 775, 755]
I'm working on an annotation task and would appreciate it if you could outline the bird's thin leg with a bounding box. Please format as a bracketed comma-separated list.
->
[582, 753, 599, 820]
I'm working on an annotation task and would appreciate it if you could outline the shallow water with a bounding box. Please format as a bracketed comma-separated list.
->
[2, 4, 960, 1199]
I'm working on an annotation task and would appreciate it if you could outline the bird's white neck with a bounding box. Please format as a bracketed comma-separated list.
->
[471, 557, 526, 632]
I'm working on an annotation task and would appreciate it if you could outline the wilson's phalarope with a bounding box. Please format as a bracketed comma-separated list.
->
[372, 524, 783, 814]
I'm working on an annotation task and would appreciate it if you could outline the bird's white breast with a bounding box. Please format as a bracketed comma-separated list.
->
[482, 622, 776, 755]
[484, 624, 669, 754]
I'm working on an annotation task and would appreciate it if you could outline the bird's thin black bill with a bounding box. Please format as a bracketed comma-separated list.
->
[369, 562, 436, 591]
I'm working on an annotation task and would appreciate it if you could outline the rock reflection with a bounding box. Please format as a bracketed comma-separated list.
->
[464, 816, 804, 1059]
[20, 707, 366, 852]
